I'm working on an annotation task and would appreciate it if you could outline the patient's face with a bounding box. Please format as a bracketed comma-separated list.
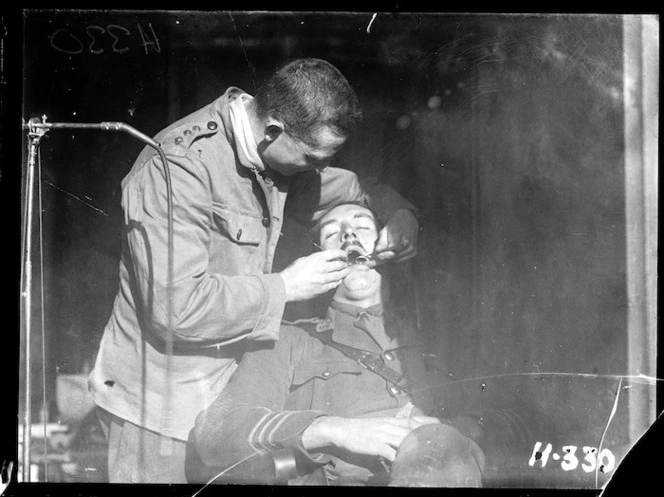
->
[318, 203, 382, 304]
[317, 203, 379, 260]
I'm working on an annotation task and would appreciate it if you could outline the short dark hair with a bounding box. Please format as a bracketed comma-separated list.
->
[253, 58, 362, 146]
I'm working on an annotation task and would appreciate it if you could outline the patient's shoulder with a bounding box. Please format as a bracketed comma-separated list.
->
[281, 316, 333, 335]
[279, 318, 334, 353]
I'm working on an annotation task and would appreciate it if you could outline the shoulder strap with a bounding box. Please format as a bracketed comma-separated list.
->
[295, 319, 412, 394]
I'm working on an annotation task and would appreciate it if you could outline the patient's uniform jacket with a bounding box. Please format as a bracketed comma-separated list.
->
[187, 300, 434, 485]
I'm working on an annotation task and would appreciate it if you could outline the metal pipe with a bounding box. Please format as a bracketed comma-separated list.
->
[23, 121, 160, 149]
[20, 116, 174, 477]
[20, 118, 47, 481]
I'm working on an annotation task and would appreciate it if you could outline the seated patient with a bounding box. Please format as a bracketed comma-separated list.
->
[185, 201, 484, 486]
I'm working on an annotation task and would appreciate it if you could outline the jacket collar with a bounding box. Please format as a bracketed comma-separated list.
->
[329, 300, 384, 319]
[325, 301, 395, 352]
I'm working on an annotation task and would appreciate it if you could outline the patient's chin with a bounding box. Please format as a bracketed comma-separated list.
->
[339, 269, 380, 298]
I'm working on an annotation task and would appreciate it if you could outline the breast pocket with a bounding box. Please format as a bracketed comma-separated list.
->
[292, 358, 368, 414]
[292, 357, 364, 386]
[212, 204, 265, 246]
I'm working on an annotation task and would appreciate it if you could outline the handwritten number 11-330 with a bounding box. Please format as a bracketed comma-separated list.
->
[528, 442, 616, 474]
[50, 23, 160, 55]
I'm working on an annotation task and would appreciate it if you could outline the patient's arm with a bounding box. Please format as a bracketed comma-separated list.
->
[186, 325, 439, 483]
[302, 415, 440, 463]
[186, 327, 328, 484]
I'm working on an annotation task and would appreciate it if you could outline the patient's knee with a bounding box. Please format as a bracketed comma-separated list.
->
[389, 423, 485, 487]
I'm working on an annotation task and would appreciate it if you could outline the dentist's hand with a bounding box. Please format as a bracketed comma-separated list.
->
[280, 249, 350, 302]
[371, 209, 419, 266]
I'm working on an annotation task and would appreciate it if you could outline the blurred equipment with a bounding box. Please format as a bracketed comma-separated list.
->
[20, 116, 171, 482]
[56, 374, 96, 425]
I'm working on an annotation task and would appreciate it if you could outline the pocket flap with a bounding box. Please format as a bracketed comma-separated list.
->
[212, 204, 264, 245]
[291, 358, 364, 386]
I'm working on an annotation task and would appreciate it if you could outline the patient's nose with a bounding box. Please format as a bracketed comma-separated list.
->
[342, 225, 357, 241]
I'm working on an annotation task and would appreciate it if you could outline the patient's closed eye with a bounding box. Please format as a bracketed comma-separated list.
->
[322, 228, 340, 239]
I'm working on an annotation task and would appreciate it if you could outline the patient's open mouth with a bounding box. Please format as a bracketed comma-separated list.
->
[343, 244, 371, 265]
[352, 254, 372, 265]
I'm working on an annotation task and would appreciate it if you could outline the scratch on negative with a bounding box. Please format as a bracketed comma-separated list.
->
[597, 376, 623, 495]
[405, 371, 660, 397]
[190, 452, 263, 497]
[228, 11, 257, 93]
[367, 13, 378, 34]
[43, 180, 109, 217]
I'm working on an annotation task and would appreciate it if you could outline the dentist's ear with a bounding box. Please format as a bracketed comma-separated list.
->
[264, 118, 284, 142]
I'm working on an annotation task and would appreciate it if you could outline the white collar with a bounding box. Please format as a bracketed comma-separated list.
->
[228, 93, 265, 171]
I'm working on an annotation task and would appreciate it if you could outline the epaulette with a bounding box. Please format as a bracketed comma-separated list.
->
[282, 317, 334, 334]
[160, 119, 220, 157]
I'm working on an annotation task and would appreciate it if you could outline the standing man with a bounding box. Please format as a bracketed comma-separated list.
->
[88, 58, 420, 483]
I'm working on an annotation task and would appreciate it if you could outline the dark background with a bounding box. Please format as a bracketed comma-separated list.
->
[10, 9, 657, 490]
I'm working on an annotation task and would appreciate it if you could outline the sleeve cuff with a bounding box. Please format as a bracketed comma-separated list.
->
[260, 411, 333, 466]
[295, 416, 334, 466]
[247, 273, 287, 341]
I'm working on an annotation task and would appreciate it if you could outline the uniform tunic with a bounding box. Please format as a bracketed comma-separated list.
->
[88, 87, 417, 442]
[188, 301, 434, 485]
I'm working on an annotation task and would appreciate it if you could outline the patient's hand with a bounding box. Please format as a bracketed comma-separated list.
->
[302, 415, 440, 463]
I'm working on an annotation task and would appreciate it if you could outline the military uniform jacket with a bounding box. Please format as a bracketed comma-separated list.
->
[88, 87, 417, 441]
[188, 301, 434, 485]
